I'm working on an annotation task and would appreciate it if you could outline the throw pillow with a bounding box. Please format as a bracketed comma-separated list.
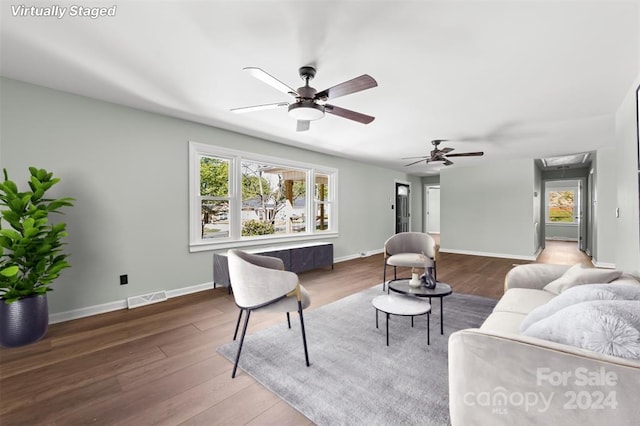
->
[520, 283, 640, 333]
[543, 263, 622, 295]
[522, 300, 640, 360]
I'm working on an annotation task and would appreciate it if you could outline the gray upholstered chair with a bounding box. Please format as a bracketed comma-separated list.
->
[383, 232, 438, 291]
[227, 249, 311, 378]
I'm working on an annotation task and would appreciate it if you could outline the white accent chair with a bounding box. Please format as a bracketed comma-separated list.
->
[383, 232, 438, 291]
[227, 249, 311, 378]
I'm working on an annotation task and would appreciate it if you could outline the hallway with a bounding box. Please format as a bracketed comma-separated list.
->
[536, 240, 592, 265]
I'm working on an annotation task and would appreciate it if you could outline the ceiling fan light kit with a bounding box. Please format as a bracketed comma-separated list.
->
[231, 65, 377, 131]
[288, 101, 325, 121]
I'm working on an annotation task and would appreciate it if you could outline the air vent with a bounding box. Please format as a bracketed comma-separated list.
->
[127, 291, 167, 309]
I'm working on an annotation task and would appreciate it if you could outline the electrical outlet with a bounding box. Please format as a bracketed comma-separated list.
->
[120, 274, 128, 285]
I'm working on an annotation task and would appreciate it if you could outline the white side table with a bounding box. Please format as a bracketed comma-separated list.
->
[372, 294, 431, 346]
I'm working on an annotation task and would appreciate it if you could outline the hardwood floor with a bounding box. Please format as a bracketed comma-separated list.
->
[0, 241, 590, 425]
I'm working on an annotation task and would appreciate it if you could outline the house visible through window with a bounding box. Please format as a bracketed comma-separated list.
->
[189, 142, 338, 251]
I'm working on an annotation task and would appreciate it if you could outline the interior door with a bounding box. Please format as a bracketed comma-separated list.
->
[426, 186, 441, 233]
[395, 182, 410, 233]
[578, 177, 587, 252]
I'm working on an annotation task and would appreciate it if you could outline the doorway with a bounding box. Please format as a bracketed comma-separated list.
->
[543, 178, 587, 252]
[395, 181, 411, 233]
[425, 185, 440, 234]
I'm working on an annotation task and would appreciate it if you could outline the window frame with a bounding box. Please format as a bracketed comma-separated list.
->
[545, 187, 578, 225]
[189, 142, 338, 252]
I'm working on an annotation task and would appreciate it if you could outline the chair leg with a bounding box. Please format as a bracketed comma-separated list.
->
[383, 262, 387, 291]
[232, 309, 251, 378]
[298, 301, 310, 367]
[385, 312, 390, 346]
[286, 312, 291, 329]
[233, 309, 243, 341]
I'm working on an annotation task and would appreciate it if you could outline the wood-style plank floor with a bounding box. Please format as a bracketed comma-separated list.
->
[0, 240, 589, 425]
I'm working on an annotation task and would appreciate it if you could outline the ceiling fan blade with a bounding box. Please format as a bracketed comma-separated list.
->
[296, 120, 310, 132]
[230, 102, 289, 113]
[315, 74, 377, 101]
[404, 159, 427, 167]
[401, 156, 430, 160]
[443, 159, 454, 166]
[440, 147, 454, 154]
[324, 104, 375, 124]
[445, 152, 484, 158]
[243, 67, 298, 96]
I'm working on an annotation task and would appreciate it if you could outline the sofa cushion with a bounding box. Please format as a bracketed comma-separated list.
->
[492, 288, 556, 315]
[543, 263, 622, 294]
[520, 283, 640, 332]
[480, 311, 527, 334]
[522, 300, 640, 360]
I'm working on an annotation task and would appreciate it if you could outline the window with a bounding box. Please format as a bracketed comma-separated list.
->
[547, 189, 576, 223]
[189, 142, 337, 251]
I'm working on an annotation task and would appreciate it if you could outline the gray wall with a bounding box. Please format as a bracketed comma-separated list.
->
[439, 159, 536, 259]
[614, 75, 640, 274]
[0, 77, 422, 317]
[593, 147, 619, 266]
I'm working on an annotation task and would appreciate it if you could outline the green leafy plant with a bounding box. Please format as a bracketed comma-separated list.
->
[242, 219, 274, 236]
[0, 167, 74, 303]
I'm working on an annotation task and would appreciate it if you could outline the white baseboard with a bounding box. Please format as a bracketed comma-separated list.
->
[334, 248, 384, 263]
[49, 281, 215, 324]
[49, 299, 128, 324]
[48, 247, 400, 325]
[591, 259, 616, 269]
[439, 248, 536, 261]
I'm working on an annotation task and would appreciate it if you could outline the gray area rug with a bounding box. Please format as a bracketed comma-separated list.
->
[217, 284, 497, 426]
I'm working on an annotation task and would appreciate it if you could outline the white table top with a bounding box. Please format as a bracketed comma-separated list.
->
[372, 294, 431, 316]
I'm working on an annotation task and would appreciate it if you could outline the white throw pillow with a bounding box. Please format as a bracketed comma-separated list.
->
[520, 283, 640, 333]
[522, 300, 640, 360]
[543, 263, 622, 295]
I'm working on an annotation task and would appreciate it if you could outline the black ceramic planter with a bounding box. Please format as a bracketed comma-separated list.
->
[0, 294, 48, 348]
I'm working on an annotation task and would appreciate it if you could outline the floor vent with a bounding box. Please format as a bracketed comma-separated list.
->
[127, 291, 167, 309]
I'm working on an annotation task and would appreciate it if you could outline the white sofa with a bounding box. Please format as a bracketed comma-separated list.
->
[448, 263, 640, 425]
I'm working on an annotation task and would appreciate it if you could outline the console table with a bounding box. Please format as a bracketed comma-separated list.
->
[213, 242, 333, 290]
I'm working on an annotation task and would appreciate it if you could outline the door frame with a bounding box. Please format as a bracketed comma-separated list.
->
[424, 184, 441, 234]
[541, 177, 588, 251]
[394, 179, 412, 233]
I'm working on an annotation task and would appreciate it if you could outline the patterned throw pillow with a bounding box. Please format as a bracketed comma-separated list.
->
[522, 300, 640, 360]
[520, 283, 640, 333]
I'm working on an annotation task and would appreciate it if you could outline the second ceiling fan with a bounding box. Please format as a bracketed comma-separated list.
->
[231, 66, 377, 131]
[404, 139, 484, 166]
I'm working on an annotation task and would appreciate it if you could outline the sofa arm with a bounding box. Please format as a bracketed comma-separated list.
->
[504, 263, 570, 292]
[448, 329, 640, 426]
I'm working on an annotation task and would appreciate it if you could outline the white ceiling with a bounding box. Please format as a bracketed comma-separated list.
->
[2, 0, 639, 176]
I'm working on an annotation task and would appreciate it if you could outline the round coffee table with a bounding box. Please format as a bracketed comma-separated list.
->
[372, 294, 431, 346]
[387, 280, 452, 335]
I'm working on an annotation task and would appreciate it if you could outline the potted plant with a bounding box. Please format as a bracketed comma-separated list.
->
[0, 167, 74, 347]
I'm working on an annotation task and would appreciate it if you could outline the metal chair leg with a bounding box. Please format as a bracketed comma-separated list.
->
[232, 309, 251, 378]
[298, 301, 310, 367]
[233, 309, 243, 340]
[385, 313, 390, 346]
[383, 262, 387, 291]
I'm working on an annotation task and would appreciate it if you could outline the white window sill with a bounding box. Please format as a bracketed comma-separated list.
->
[189, 232, 339, 253]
